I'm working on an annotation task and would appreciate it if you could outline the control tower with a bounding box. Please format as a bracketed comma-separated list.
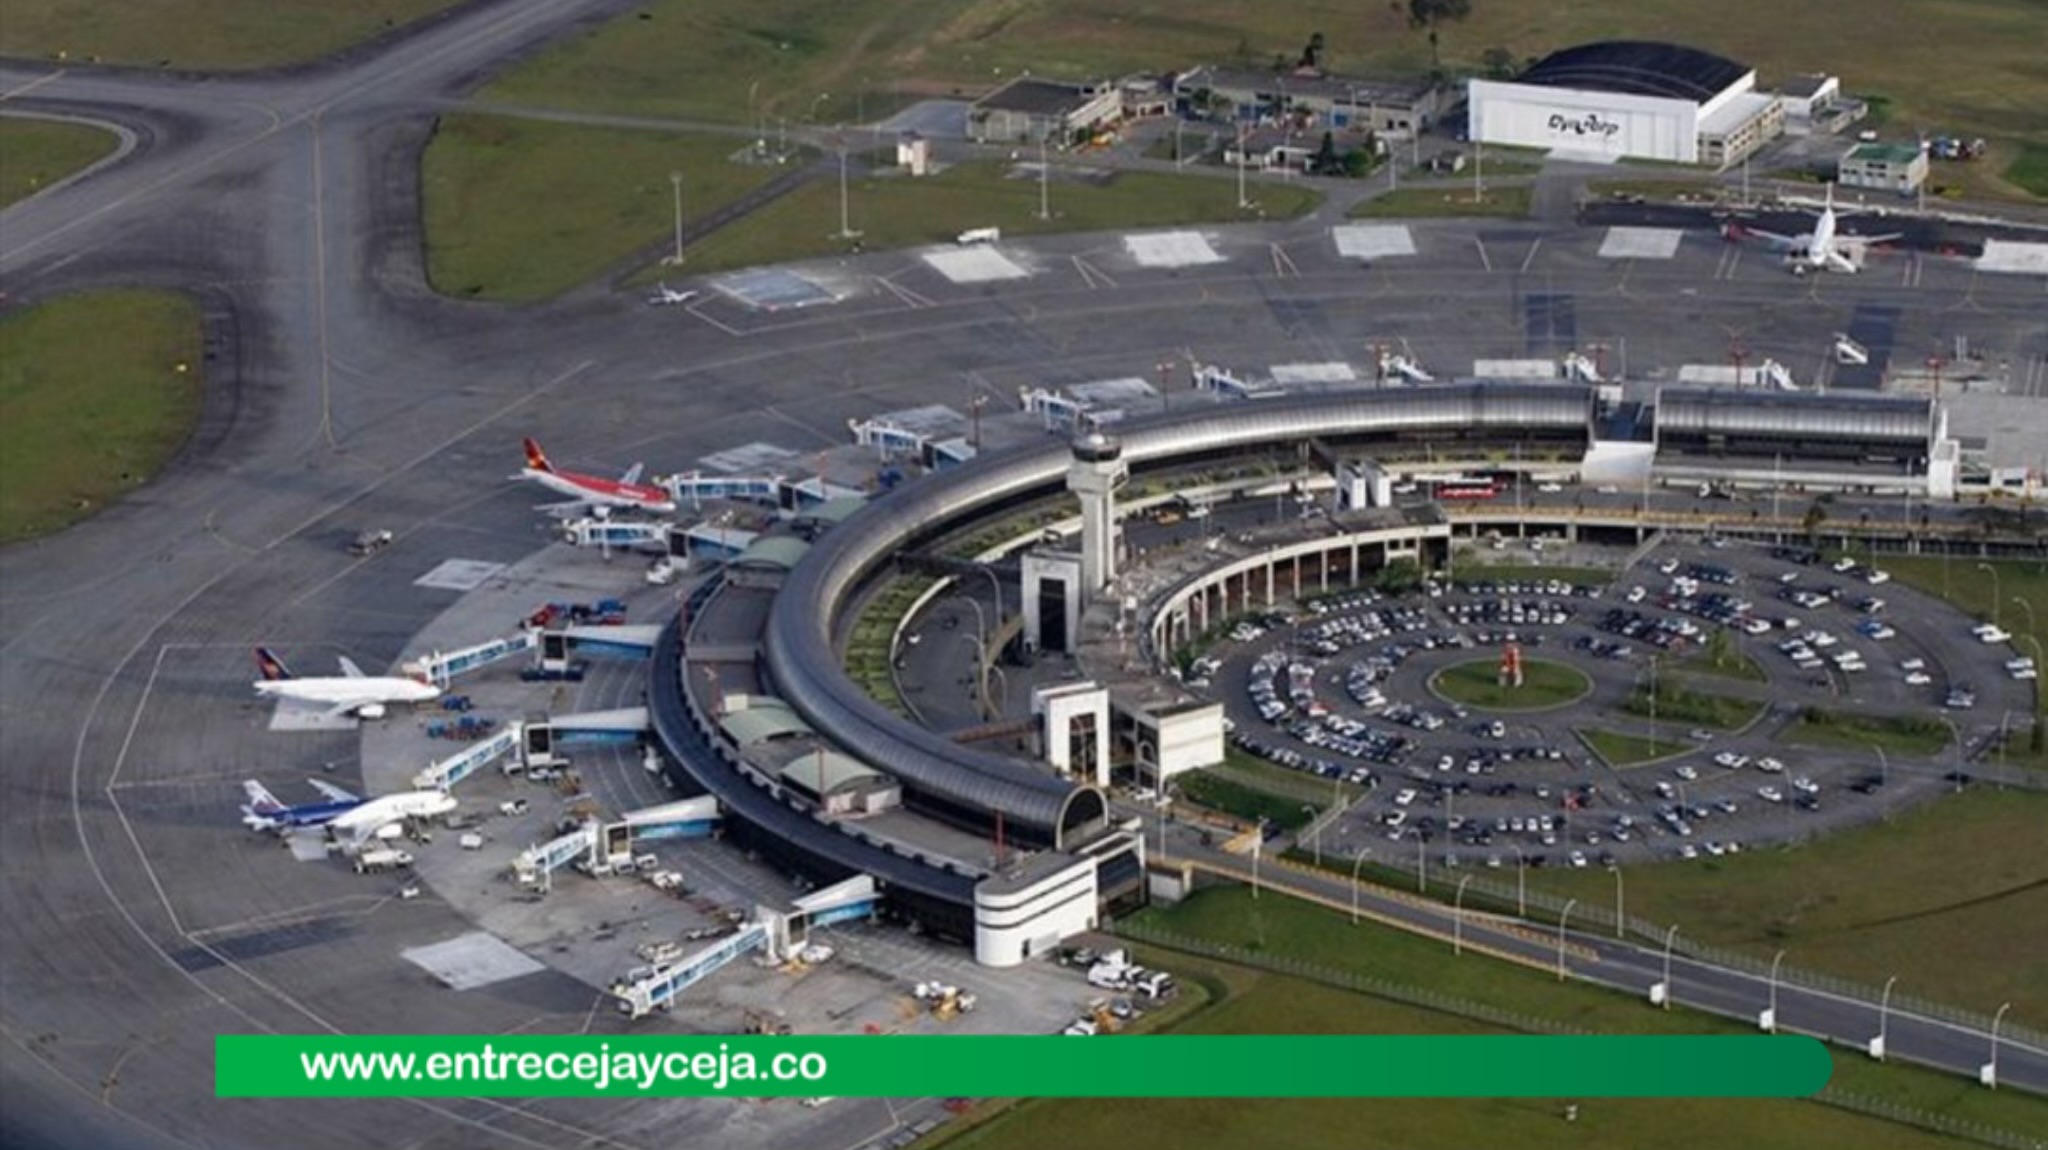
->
[1066, 430, 1127, 601]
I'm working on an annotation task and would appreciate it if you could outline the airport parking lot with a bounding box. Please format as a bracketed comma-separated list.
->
[1196, 536, 2036, 873]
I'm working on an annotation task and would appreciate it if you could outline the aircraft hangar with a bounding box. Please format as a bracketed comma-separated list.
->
[1466, 41, 1784, 167]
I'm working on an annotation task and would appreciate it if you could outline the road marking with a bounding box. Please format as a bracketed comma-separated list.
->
[0, 69, 66, 101]
[1072, 254, 1117, 289]
[1473, 236, 1492, 272]
[1270, 242, 1300, 278]
[1519, 237, 1543, 273]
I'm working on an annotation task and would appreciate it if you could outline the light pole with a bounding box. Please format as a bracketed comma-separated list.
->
[1611, 864, 1625, 939]
[1764, 948, 1787, 1033]
[1939, 713, 1965, 792]
[1875, 745, 1889, 792]
[1302, 804, 1321, 866]
[1037, 128, 1052, 221]
[1511, 844, 1527, 917]
[1977, 563, 2001, 629]
[1414, 828, 1427, 894]
[1251, 834, 1261, 900]
[1453, 875, 1474, 956]
[1659, 924, 1680, 1010]
[1986, 1002, 2013, 1089]
[1874, 975, 1897, 1061]
[1555, 898, 1578, 982]
[668, 171, 685, 265]
[833, 126, 860, 242]
[1350, 847, 1371, 925]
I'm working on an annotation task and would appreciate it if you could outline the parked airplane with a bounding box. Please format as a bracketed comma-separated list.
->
[515, 437, 677, 516]
[1723, 183, 1901, 275]
[252, 647, 440, 718]
[240, 778, 365, 831]
[326, 790, 459, 846]
[647, 283, 698, 306]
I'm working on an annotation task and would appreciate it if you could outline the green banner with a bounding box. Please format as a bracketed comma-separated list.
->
[218, 1035, 1831, 1098]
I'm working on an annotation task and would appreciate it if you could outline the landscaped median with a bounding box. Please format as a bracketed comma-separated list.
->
[1576, 727, 1684, 768]
[1430, 658, 1591, 713]
[1784, 707, 1951, 757]
[0, 118, 119, 208]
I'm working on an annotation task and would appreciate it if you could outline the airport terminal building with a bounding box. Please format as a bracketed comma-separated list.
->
[1467, 41, 1783, 167]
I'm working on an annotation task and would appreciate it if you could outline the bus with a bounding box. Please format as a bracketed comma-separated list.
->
[1433, 480, 1502, 501]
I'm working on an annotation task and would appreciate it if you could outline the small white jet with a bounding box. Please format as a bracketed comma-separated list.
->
[326, 790, 459, 846]
[1723, 183, 1902, 275]
[252, 648, 440, 719]
[647, 283, 698, 306]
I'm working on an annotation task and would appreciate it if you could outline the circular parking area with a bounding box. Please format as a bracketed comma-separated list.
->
[1430, 658, 1592, 712]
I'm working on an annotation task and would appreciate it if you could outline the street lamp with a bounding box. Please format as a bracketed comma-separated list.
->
[1453, 875, 1474, 956]
[1977, 563, 2001, 628]
[1555, 898, 1578, 982]
[1511, 843, 1528, 918]
[1302, 804, 1322, 866]
[1414, 828, 1427, 894]
[1611, 864, 1625, 939]
[1350, 847, 1372, 925]
[1658, 924, 1680, 1010]
[1873, 975, 1898, 1061]
[1939, 713, 1965, 792]
[1985, 1002, 2013, 1089]
[1763, 948, 1787, 1033]
[668, 171, 685, 265]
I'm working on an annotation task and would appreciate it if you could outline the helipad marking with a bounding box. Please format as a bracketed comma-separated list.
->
[714, 267, 839, 310]
[1976, 240, 2048, 275]
[413, 559, 506, 592]
[1331, 224, 1416, 260]
[403, 932, 545, 990]
[1599, 228, 1683, 260]
[924, 246, 1030, 283]
[1124, 230, 1224, 268]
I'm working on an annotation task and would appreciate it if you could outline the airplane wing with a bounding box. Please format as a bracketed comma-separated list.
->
[242, 780, 284, 813]
[619, 463, 646, 486]
[337, 655, 367, 679]
[1738, 226, 1803, 251]
[308, 779, 359, 804]
[1843, 231, 1904, 247]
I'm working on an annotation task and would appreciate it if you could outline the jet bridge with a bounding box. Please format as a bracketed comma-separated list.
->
[412, 723, 523, 791]
[614, 922, 770, 1018]
[404, 631, 540, 686]
[615, 796, 721, 843]
[513, 821, 600, 891]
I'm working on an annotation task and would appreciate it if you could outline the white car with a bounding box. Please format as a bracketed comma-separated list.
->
[1905, 671, 1933, 686]
[1678, 843, 1700, 860]
[1755, 756, 1785, 774]
[1537, 482, 1564, 494]
[1394, 788, 1418, 807]
[1569, 850, 1589, 868]
[1791, 776, 1821, 795]
[1757, 786, 1785, 803]
[1713, 751, 1749, 770]
[1674, 765, 1699, 781]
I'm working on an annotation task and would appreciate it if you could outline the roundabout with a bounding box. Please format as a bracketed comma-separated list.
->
[1428, 656, 1592, 712]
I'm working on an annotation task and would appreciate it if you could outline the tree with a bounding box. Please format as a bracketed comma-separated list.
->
[1408, 0, 1474, 68]
[1376, 557, 1424, 593]
[1480, 46, 1516, 79]
[1341, 147, 1373, 178]
[1298, 32, 1327, 71]
[1311, 130, 1341, 176]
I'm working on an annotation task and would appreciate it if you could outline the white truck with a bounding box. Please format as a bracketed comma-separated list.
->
[354, 848, 415, 874]
[956, 227, 1001, 245]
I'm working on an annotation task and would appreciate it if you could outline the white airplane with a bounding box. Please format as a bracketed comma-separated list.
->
[647, 283, 698, 306]
[1723, 183, 1901, 275]
[326, 790, 459, 847]
[252, 647, 440, 719]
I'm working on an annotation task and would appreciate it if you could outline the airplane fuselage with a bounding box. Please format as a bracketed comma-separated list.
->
[243, 799, 361, 831]
[521, 467, 677, 513]
[253, 676, 441, 714]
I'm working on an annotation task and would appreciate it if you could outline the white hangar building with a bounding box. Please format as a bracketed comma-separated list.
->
[1467, 41, 1783, 167]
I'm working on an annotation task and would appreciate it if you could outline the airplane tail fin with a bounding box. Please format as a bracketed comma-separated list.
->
[241, 780, 284, 814]
[254, 647, 294, 681]
[523, 437, 552, 473]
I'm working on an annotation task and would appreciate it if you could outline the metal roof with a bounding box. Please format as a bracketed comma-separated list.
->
[735, 536, 811, 571]
[763, 385, 1592, 844]
[719, 699, 812, 745]
[974, 77, 1101, 116]
[777, 750, 886, 797]
[1654, 387, 1934, 446]
[1517, 41, 1750, 102]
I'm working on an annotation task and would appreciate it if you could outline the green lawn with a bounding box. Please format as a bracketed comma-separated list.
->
[420, 114, 798, 301]
[1214, 749, 1362, 806]
[1623, 680, 1764, 731]
[0, 118, 118, 208]
[1432, 659, 1591, 712]
[2008, 144, 2048, 198]
[1674, 644, 1768, 683]
[1178, 770, 1320, 831]
[1577, 728, 1682, 768]
[1100, 887, 2048, 1144]
[0, 291, 204, 542]
[1520, 788, 2048, 1022]
[1348, 185, 1532, 219]
[0, 0, 464, 69]
[661, 160, 1318, 276]
[1785, 708, 1953, 759]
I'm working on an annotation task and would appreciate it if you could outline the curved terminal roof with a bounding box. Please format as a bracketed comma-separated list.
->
[719, 699, 813, 746]
[736, 536, 812, 571]
[1655, 388, 1935, 446]
[764, 384, 1593, 845]
[778, 750, 886, 797]
[1517, 41, 1750, 103]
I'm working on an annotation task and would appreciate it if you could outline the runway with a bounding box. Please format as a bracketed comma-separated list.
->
[3, 2, 2046, 1143]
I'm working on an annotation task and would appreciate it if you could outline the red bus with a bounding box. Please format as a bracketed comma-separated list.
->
[1434, 481, 1502, 501]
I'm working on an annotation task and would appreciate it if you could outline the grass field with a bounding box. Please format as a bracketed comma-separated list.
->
[0, 118, 118, 208]
[0, 0, 463, 69]
[1519, 788, 2048, 1022]
[1178, 770, 1320, 831]
[1094, 887, 2048, 1143]
[1674, 645, 1768, 683]
[1348, 185, 1531, 219]
[419, 114, 800, 301]
[1785, 708, 1953, 758]
[656, 159, 1319, 277]
[1432, 659, 1591, 712]
[942, 976, 1999, 1150]
[1623, 680, 1764, 731]
[1577, 728, 1682, 768]
[2009, 144, 2048, 199]
[1216, 749, 1362, 806]
[0, 291, 204, 542]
